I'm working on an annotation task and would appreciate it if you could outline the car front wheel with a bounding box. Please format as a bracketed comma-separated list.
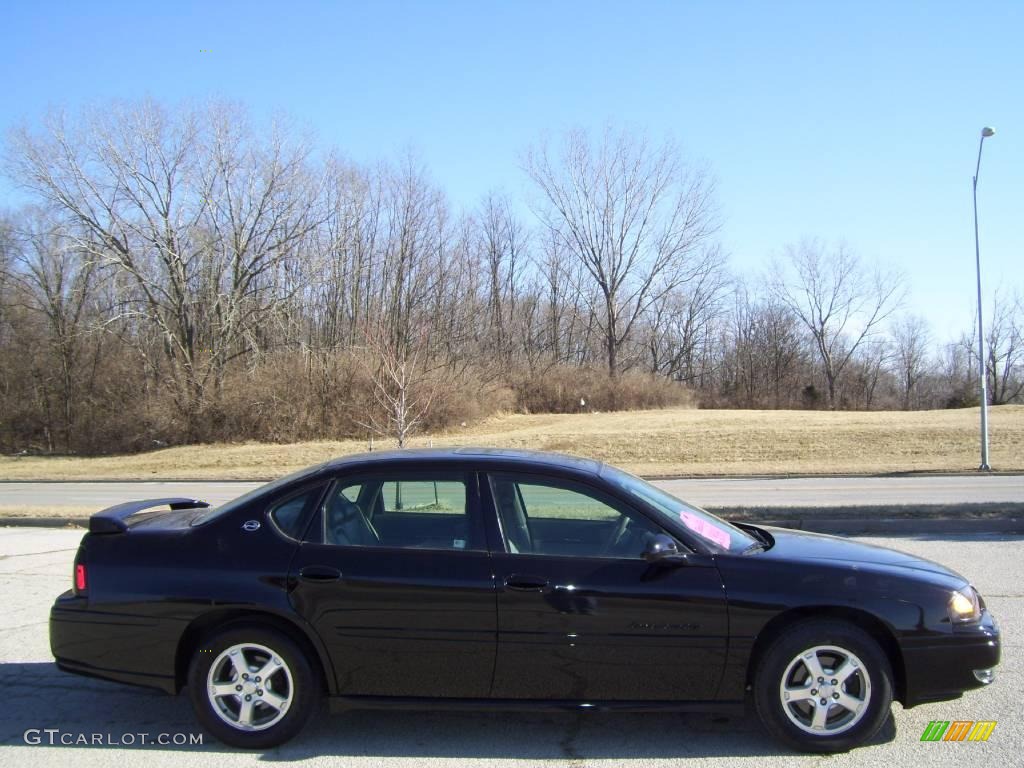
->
[187, 625, 318, 748]
[753, 619, 893, 752]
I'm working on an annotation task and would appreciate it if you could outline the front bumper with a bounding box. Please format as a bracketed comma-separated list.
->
[50, 591, 180, 694]
[901, 609, 1000, 707]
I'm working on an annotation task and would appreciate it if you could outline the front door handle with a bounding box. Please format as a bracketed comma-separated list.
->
[504, 574, 550, 592]
[299, 565, 342, 582]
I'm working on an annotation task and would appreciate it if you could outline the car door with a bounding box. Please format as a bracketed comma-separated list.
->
[484, 471, 729, 701]
[288, 468, 497, 698]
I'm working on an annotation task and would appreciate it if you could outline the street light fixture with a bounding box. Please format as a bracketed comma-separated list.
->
[972, 126, 995, 471]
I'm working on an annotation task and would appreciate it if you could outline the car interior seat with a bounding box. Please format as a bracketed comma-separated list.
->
[491, 479, 532, 553]
[326, 493, 381, 546]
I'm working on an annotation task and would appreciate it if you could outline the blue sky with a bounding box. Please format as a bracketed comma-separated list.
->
[1, 0, 1020, 342]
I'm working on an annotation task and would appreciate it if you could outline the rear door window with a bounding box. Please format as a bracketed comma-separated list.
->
[320, 473, 482, 551]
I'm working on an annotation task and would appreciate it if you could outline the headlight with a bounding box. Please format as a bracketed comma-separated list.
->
[948, 587, 982, 623]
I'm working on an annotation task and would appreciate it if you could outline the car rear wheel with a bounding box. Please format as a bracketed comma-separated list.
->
[187, 625, 318, 748]
[753, 619, 893, 752]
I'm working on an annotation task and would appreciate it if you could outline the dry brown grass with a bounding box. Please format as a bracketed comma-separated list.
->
[0, 505, 95, 519]
[1, 406, 1022, 481]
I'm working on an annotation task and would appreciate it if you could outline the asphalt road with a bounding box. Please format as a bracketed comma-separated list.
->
[1, 474, 1022, 511]
[0, 527, 1019, 767]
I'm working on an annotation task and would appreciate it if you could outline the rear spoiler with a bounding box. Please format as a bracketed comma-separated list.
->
[89, 497, 211, 534]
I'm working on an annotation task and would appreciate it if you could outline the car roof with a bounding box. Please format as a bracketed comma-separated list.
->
[320, 446, 603, 476]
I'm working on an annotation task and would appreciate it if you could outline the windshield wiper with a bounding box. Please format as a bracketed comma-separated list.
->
[741, 541, 765, 555]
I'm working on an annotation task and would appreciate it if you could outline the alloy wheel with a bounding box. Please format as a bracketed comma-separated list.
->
[206, 642, 294, 732]
[778, 644, 872, 735]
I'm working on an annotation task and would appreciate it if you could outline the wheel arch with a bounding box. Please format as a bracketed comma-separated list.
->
[745, 606, 907, 705]
[174, 608, 335, 696]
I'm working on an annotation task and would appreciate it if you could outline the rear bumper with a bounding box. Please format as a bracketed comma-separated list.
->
[901, 609, 1000, 708]
[50, 591, 180, 694]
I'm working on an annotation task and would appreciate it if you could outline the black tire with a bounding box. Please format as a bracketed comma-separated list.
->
[753, 619, 893, 753]
[187, 624, 319, 749]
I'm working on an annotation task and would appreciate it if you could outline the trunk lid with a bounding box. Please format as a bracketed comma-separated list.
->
[88, 498, 210, 534]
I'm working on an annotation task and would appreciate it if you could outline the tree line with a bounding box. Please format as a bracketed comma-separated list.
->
[0, 100, 1020, 454]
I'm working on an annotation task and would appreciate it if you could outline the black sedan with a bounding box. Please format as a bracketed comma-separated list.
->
[50, 448, 1000, 752]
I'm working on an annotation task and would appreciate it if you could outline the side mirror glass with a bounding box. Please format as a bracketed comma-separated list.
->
[642, 534, 688, 564]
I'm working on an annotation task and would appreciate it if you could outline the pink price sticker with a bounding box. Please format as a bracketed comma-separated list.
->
[680, 511, 731, 549]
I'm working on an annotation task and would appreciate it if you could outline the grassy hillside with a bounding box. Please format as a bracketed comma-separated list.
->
[1, 405, 1022, 481]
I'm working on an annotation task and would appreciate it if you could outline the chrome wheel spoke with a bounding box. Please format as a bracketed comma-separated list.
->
[237, 697, 255, 727]
[783, 683, 815, 702]
[228, 649, 250, 678]
[211, 681, 239, 697]
[256, 656, 284, 680]
[833, 659, 858, 684]
[260, 690, 288, 712]
[810, 701, 829, 730]
[801, 651, 825, 681]
[835, 690, 864, 714]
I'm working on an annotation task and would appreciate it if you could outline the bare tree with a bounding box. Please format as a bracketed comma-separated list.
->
[9, 96, 1011, 456]
[478, 192, 526, 373]
[848, 338, 891, 409]
[983, 291, 1024, 405]
[892, 314, 932, 410]
[939, 340, 975, 408]
[358, 318, 443, 448]
[7, 101, 328, 437]
[645, 247, 729, 384]
[718, 286, 808, 408]
[4, 209, 99, 451]
[535, 229, 595, 369]
[0, 212, 14, 339]
[525, 126, 719, 377]
[771, 239, 904, 408]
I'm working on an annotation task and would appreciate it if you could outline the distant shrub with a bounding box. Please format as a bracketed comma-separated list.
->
[511, 365, 694, 414]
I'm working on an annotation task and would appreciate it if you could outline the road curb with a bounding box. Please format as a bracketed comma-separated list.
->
[745, 517, 1024, 535]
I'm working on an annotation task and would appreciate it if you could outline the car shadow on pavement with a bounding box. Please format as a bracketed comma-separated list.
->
[4, 662, 896, 759]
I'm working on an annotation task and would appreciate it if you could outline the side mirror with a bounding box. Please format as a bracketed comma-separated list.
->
[642, 534, 689, 565]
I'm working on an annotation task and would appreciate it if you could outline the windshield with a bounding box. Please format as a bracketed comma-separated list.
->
[190, 465, 324, 525]
[601, 466, 758, 554]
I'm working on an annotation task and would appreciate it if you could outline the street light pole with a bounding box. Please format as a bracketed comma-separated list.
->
[972, 126, 995, 471]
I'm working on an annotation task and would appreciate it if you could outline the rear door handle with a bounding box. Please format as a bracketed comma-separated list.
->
[299, 565, 342, 582]
[504, 574, 550, 592]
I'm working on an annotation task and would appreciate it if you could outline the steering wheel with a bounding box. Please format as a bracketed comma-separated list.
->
[602, 514, 632, 555]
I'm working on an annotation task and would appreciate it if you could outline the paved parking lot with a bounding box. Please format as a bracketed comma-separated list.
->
[0, 527, 1019, 767]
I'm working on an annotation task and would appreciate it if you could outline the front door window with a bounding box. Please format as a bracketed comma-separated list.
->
[488, 475, 663, 558]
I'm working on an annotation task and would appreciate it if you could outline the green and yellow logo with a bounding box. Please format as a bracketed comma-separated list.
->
[920, 720, 996, 742]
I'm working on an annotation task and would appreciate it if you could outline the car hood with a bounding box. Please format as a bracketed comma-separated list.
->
[752, 525, 969, 586]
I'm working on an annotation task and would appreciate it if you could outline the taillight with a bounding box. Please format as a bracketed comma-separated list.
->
[74, 563, 87, 593]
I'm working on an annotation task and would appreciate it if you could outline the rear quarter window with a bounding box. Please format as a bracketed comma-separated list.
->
[269, 486, 324, 540]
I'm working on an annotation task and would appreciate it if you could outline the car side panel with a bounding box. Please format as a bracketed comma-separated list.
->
[50, 510, 318, 694]
[713, 551, 997, 704]
[51, 591, 187, 693]
[288, 544, 498, 698]
[490, 552, 730, 700]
